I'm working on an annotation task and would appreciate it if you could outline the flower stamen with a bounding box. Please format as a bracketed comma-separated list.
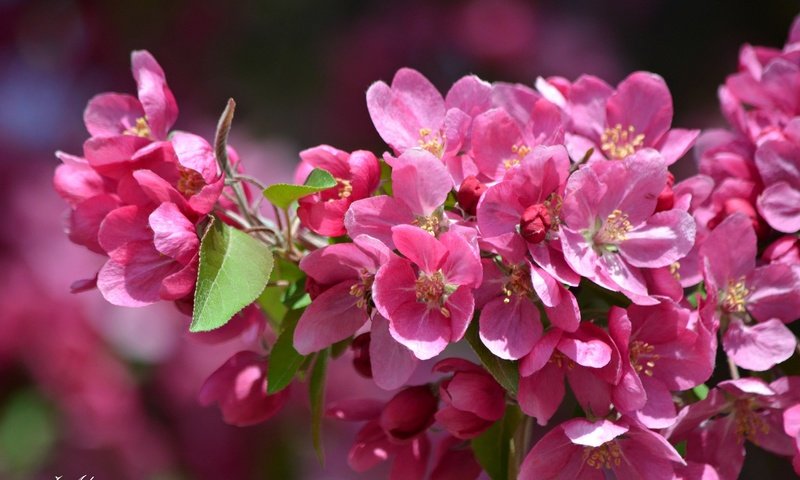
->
[601, 124, 645, 160]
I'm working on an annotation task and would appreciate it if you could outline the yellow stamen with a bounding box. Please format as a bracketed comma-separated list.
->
[583, 442, 623, 470]
[601, 124, 645, 160]
[419, 128, 445, 157]
[629, 340, 659, 377]
[722, 278, 749, 313]
[124, 116, 152, 138]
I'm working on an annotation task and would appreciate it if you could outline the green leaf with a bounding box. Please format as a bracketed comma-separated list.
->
[267, 309, 306, 394]
[191, 219, 274, 332]
[263, 168, 337, 209]
[465, 322, 519, 396]
[310, 349, 329, 464]
[0, 390, 57, 475]
[471, 406, 523, 480]
[692, 384, 709, 400]
[258, 286, 287, 330]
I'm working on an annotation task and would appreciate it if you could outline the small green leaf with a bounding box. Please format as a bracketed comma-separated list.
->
[674, 440, 687, 458]
[0, 390, 57, 475]
[191, 219, 274, 332]
[267, 309, 306, 394]
[263, 168, 337, 209]
[471, 406, 523, 480]
[692, 384, 709, 400]
[310, 349, 329, 464]
[258, 286, 287, 330]
[465, 322, 519, 395]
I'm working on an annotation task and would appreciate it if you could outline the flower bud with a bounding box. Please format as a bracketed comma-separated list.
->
[379, 385, 438, 441]
[519, 204, 552, 243]
[655, 172, 675, 212]
[457, 176, 487, 216]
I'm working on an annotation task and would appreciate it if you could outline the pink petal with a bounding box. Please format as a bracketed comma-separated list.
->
[656, 128, 700, 165]
[565, 367, 613, 418]
[345, 196, 415, 248]
[723, 318, 796, 371]
[518, 364, 565, 425]
[68, 194, 119, 253]
[634, 376, 678, 429]
[439, 230, 482, 287]
[370, 314, 418, 390]
[392, 225, 447, 274]
[479, 296, 541, 360]
[445, 372, 505, 421]
[389, 436, 430, 480]
[557, 335, 612, 368]
[606, 72, 673, 146]
[97, 241, 181, 307]
[297, 196, 350, 237]
[519, 329, 562, 376]
[620, 209, 696, 268]
[131, 50, 178, 139]
[149, 202, 198, 263]
[97, 204, 150, 255]
[758, 181, 800, 233]
[83, 92, 143, 137]
[160, 259, 197, 300]
[566, 74, 614, 138]
[445, 75, 493, 116]
[298, 144, 351, 179]
[747, 263, 800, 323]
[293, 282, 369, 354]
[700, 213, 756, 290]
[471, 108, 524, 179]
[392, 149, 453, 216]
[563, 418, 628, 447]
[82, 135, 150, 178]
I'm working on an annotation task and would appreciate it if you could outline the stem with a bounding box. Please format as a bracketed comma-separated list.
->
[284, 207, 294, 256]
[727, 355, 741, 380]
[214, 99, 258, 227]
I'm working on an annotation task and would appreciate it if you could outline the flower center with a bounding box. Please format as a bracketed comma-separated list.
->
[336, 178, 353, 199]
[413, 214, 441, 235]
[549, 351, 575, 369]
[502, 264, 533, 303]
[583, 442, 623, 470]
[733, 398, 769, 444]
[722, 278, 749, 313]
[595, 209, 633, 247]
[124, 116, 152, 138]
[177, 166, 206, 196]
[419, 128, 445, 157]
[601, 124, 645, 160]
[503, 144, 530, 170]
[415, 270, 454, 317]
[349, 271, 374, 310]
[629, 340, 659, 376]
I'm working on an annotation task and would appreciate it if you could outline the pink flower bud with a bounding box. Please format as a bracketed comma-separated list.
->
[457, 175, 487, 216]
[351, 333, 373, 379]
[379, 385, 438, 441]
[655, 172, 676, 212]
[519, 204, 552, 244]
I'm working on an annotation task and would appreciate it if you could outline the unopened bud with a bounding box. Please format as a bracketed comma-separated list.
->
[457, 176, 487, 216]
[519, 204, 552, 244]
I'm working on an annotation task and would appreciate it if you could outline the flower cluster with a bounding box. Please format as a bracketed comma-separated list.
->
[53, 18, 800, 480]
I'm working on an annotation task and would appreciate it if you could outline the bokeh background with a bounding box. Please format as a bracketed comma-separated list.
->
[0, 0, 797, 479]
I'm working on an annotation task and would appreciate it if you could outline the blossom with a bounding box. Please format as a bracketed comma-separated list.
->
[755, 139, 800, 233]
[784, 404, 800, 475]
[607, 301, 715, 428]
[294, 145, 380, 237]
[519, 418, 685, 479]
[372, 225, 482, 359]
[542, 71, 699, 164]
[345, 149, 454, 247]
[700, 213, 800, 370]
[433, 359, 506, 439]
[198, 351, 290, 427]
[559, 150, 696, 304]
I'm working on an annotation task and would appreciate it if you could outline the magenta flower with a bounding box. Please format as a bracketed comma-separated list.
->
[666, 378, 798, 480]
[518, 323, 621, 425]
[294, 145, 380, 237]
[755, 139, 800, 233]
[554, 71, 699, 164]
[293, 235, 391, 354]
[433, 359, 506, 439]
[608, 301, 716, 428]
[345, 149, 454, 247]
[700, 213, 800, 370]
[429, 435, 482, 480]
[559, 150, 696, 304]
[372, 225, 482, 359]
[477, 144, 580, 286]
[475, 258, 579, 360]
[198, 351, 290, 427]
[519, 418, 685, 479]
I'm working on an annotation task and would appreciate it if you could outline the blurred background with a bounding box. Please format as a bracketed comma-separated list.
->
[0, 0, 797, 479]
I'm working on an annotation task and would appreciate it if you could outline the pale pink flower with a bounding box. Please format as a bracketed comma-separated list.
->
[755, 139, 800, 233]
[372, 225, 482, 360]
[294, 145, 380, 237]
[519, 418, 685, 479]
[559, 150, 696, 304]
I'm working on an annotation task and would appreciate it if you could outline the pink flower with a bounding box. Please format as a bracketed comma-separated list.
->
[518, 323, 621, 425]
[519, 418, 685, 479]
[554, 72, 699, 164]
[608, 301, 716, 428]
[700, 213, 800, 370]
[429, 435, 482, 480]
[665, 378, 798, 480]
[372, 225, 482, 359]
[293, 235, 391, 354]
[433, 359, 506, 439]
[198, 351, 290, 426]
[559, 150, 696, 304]
[366, 68, 469, 173]
[345, 149, 454, 247]
[784, 404, 800, 475]
[476, 144, 580, 286]
[755, 139, 800, 233]
[294, 145, 379, 237]
[475, 258, 579, 360]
